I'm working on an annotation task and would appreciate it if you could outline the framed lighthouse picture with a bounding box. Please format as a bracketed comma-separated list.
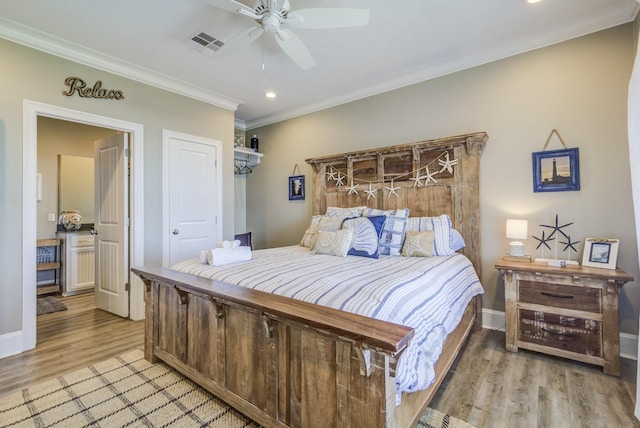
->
[532, 147, 580, 193]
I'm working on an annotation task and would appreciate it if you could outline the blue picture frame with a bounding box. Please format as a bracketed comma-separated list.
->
[288, 175, 305, 201]
[532, 147, 580, 192]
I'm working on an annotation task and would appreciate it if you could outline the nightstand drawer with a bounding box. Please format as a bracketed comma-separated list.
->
[519, 280, 601, 313]
[519, 309, 602, 357]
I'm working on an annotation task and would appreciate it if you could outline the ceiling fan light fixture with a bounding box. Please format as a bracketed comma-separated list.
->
[262, 14, 281, 33]
[206, 0, 369, 69]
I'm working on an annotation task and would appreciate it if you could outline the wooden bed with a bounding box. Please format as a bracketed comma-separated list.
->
[132, 131, 487, 427]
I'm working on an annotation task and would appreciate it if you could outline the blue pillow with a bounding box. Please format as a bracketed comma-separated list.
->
[363, 208, 410, 256]
[450, 229, 466, 251]
[342, 215, 386, 258]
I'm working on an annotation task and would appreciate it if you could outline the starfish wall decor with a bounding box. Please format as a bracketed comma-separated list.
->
[324, 151, 457, 200]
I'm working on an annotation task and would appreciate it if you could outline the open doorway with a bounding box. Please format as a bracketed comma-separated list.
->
[22, 101, 145, 353]
[37, 119, 131, 320]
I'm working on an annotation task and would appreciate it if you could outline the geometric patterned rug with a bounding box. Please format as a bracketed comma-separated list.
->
[0, 350, 474, 428]
[36, 296, 67, 316]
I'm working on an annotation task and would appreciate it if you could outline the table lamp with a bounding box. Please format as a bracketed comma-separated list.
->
[506, 219, 528, 257]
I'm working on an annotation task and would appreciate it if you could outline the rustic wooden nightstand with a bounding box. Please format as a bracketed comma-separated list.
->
[495, 258, 633, 376]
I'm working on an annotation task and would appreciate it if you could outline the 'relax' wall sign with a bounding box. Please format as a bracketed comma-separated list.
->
[63, 77, 124, 100]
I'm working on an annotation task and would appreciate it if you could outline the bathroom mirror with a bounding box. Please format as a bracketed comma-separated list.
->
[58, 155, 94, 223]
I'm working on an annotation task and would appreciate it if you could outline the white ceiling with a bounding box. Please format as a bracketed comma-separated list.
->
[0, 0, 638, 129]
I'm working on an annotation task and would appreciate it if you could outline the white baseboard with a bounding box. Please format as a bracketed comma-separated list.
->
[481, 309, 638, 361]
[620, 332, 638, 360]
[0, 330, 23, 359]
[482, 308, 506, 332]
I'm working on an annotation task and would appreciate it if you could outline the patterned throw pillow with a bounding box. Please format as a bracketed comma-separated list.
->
[312, 229, 354, 257]
[342, 215, 386, 258]
[405, 214, 456, 256]
[300, 215, 346, 248]
[325, 206, 367, 218]
[363, 208, 410, 256]
[401, 230, 436, 257]
[300, 215, 322, 248]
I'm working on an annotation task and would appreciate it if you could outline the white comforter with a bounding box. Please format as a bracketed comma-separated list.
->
[171, 245, 483, 402]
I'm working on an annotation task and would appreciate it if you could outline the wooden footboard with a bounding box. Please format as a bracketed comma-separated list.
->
[133, 266, 480, 427]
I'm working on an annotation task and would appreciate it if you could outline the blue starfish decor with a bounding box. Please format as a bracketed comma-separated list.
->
[532, 230, 554, 251]
[540, 214, 573, 240]
[532, 214, 580, 264]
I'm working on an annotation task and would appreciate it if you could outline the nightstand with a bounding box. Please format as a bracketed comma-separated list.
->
[495, 258, 633, 376]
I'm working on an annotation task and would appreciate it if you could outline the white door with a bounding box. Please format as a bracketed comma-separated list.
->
[167, 137, 218, 266]
[94, 133, 129, 317]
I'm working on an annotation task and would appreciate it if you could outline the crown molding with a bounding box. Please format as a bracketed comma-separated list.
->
[0, 17, 242, 112]
[244, 3, 640, 129]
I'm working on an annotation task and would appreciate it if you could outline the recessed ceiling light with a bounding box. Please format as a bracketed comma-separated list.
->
[527, 0, 542, 4]
[265, 91, 276, 99]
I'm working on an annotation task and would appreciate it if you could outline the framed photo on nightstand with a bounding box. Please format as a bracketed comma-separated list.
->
[582, 238, 619, 269]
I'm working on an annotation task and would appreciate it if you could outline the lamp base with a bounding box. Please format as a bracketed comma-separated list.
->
[508, 242, 525, 257]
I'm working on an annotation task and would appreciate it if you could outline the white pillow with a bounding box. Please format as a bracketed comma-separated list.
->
[312, 229, 354, 257]
[325, 206, 367, 218]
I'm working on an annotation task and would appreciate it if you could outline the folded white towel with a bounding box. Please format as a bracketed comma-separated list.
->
[197, 250, 208, 264]
[220, 240, 232, 248]
[233, 239, 241, 247]
[206, 246, 252, 266]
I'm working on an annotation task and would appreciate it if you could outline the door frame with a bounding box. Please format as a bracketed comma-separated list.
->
[22, 100, 145, 352]
[161, 129, 223, 267]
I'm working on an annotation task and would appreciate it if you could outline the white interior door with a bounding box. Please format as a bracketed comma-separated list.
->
[167, 137, 218, 266]
[94, 133, 129, 317]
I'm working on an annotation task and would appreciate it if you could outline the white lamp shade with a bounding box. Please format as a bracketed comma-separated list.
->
[506, 219, 528, 240]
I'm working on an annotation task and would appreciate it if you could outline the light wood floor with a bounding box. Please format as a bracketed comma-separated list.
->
[430, 328, 639, 428]
[0, 293, 144, 397]
[1, 294, 637, 427]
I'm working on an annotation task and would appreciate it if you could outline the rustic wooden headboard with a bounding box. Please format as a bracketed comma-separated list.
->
[305, 132, 487, 275]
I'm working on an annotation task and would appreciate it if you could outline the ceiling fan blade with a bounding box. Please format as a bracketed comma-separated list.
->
[286, 8, 369, 29]
[275, 29, 315, 70]
[216, 26, 264, 57]
[202, 0, 257, 17]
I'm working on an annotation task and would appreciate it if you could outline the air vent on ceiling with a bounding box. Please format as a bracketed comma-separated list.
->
[188, 31, 225, 56]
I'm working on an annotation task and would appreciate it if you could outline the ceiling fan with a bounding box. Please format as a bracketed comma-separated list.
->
[203, 0, 370, 70]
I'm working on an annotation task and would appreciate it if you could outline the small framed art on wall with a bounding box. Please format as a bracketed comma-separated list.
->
[532, 147, 580, 193]
[289, 175, 305, 201]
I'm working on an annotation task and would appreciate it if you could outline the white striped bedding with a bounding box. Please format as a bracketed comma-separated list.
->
[171, 245, 484, 403]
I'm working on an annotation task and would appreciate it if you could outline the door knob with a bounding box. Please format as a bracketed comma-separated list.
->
[172, 229, 180, 235]
[90, 229, 98, 235]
